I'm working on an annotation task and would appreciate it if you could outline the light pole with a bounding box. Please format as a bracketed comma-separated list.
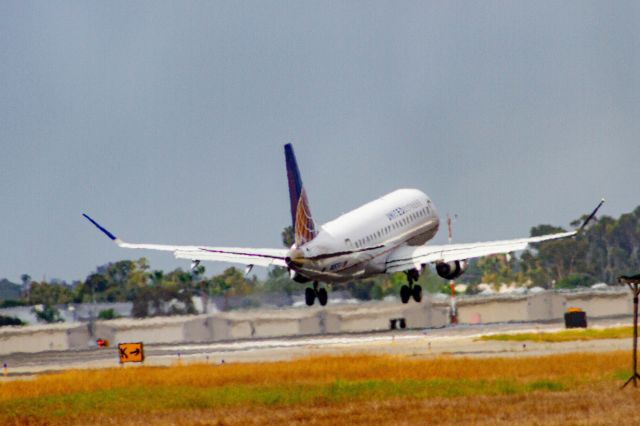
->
[618, 274, 640, 389]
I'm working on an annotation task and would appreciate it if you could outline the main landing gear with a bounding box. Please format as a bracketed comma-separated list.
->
[400, 269, 422, 304]
[305, 281, 328, 306]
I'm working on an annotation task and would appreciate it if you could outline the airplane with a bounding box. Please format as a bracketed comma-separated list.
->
[84, 144, 604, 307]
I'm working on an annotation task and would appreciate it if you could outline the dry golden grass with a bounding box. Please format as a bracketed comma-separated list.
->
[0, 352, 637, 425]
[72, 387, 640, 426]
[479, 326, 633, 343]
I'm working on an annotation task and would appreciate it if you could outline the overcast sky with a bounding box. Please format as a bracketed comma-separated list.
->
[1, 1, 639, 283]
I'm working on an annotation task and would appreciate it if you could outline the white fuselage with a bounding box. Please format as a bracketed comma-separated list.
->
[287, 189, 440, 282]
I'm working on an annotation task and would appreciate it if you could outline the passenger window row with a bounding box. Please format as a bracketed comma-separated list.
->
[353, 205, 431, 249]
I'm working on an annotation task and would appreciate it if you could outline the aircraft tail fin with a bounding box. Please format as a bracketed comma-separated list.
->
[284, 144, 317, 246]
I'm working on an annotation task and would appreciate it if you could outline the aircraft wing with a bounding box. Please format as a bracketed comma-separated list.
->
[385, 199, 605, 273]
[83, 214, 288, 268]
[385, 230, 575, 273]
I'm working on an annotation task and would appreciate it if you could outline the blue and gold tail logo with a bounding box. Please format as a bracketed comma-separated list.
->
[285, 144, 317, 246]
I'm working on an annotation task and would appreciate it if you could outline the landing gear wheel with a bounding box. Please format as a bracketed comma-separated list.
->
[305, 287, 315, 306]
[317, 288, 328, 306]
[412, 285, 422, 303]
[400, 285, 411, 304]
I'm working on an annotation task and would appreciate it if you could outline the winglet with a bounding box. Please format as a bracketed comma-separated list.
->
[578, 199, 605, 232]
[82, 213, 117, 241]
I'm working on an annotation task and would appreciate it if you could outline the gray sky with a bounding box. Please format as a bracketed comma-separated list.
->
[1, 1, 639, 283]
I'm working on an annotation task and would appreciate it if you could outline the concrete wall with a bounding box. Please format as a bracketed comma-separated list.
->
[212, 309, 323, 339]
[456, 296, 529, 324]
[94, 315, 212, 346]
[452, 288, 630, 325]
[564, 290, 631, 318]
[421, 299, 450, 329]
[0, 288, 633, 355]
[0, 323, 89, 354]
[322, 302, 449, 333]
[184, 316, 212, 342]
[527, 292, 567, 321]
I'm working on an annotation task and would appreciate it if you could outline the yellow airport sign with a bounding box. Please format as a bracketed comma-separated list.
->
[118, 342, 144, 363]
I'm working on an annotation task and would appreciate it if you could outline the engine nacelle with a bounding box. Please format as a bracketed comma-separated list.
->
[435, 260, 468, 280]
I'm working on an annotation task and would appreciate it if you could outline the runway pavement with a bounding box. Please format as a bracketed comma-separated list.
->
[0, 317, 633, 380]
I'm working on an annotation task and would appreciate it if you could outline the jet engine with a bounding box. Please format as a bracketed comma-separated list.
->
[435, 260, 468, 280]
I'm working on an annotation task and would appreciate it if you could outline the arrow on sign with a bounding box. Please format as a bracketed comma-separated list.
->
[118, 342, 144, 363]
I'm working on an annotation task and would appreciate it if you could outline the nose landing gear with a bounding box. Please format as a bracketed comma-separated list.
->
[305, 281, 328, 306]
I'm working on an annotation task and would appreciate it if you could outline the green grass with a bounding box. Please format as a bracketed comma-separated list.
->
[0, 378, 567, 419]
[478, 326, 633, 343]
